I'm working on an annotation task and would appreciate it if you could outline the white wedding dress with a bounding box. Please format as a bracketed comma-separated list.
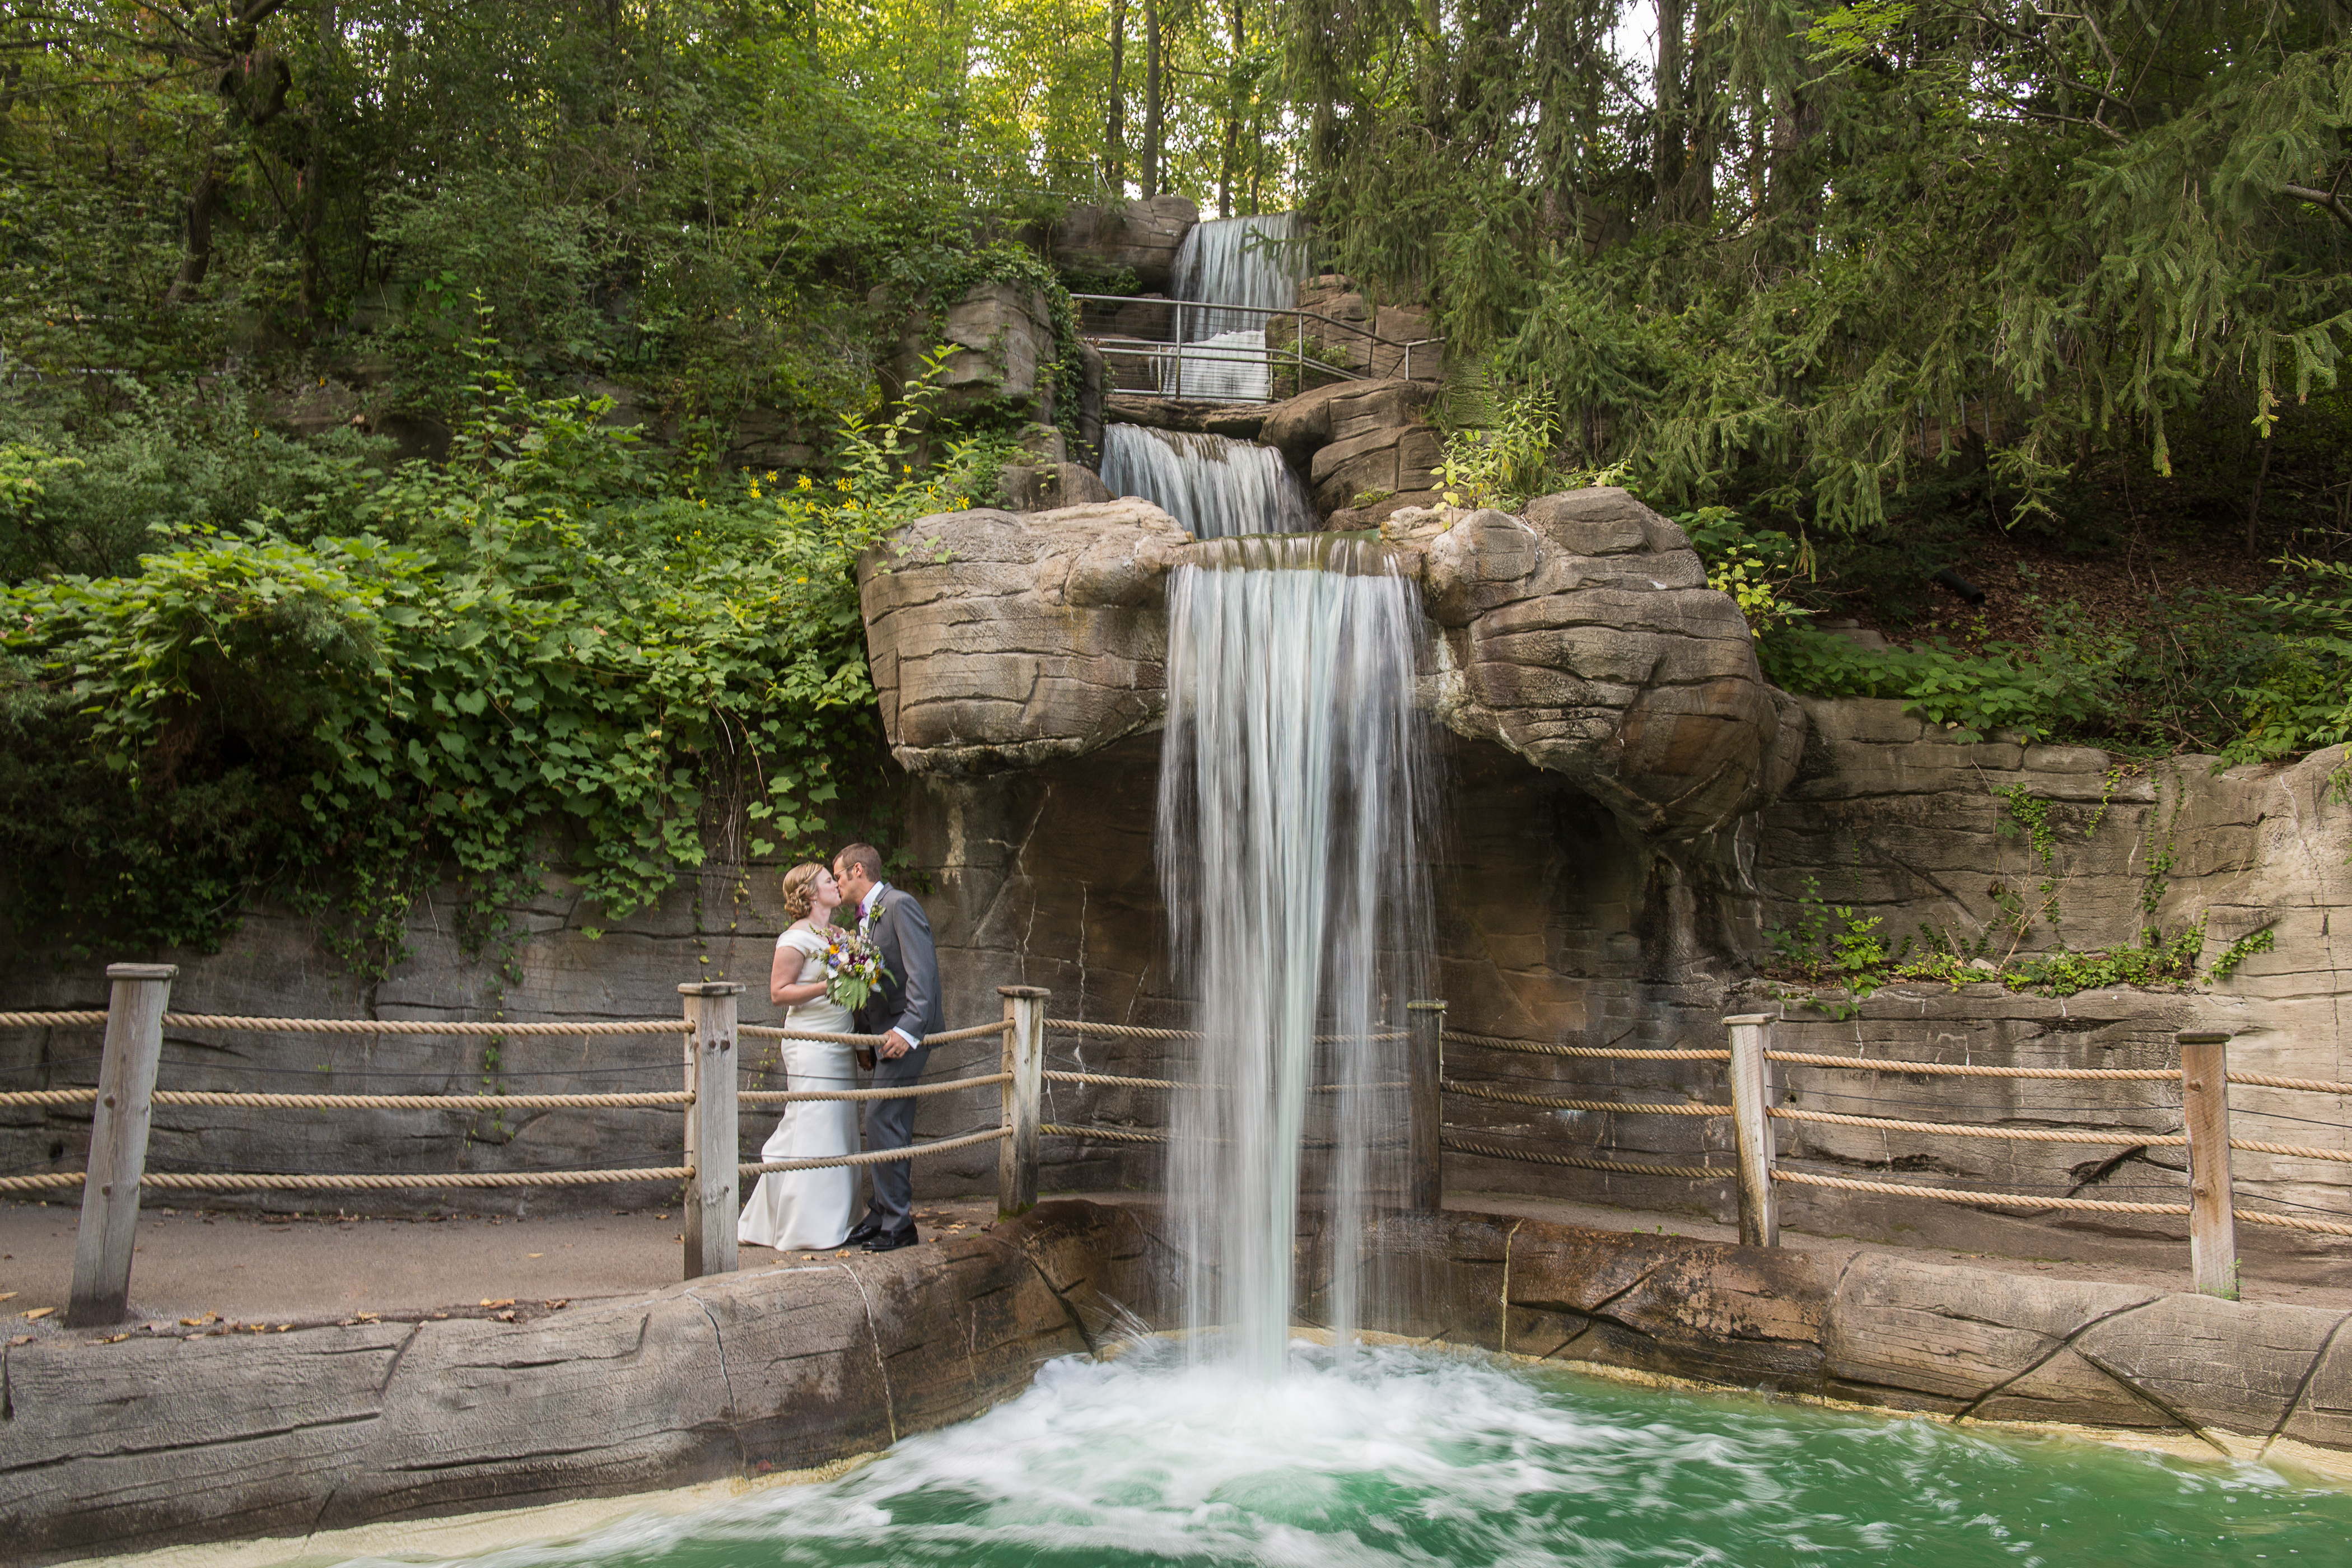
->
[738, 927, 860, 1251]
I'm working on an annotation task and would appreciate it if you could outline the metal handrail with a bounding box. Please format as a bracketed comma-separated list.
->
[1072, 292, 1443, 402]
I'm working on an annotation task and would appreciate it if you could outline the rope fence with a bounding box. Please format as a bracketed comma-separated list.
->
[12, 967, 1057, 1326]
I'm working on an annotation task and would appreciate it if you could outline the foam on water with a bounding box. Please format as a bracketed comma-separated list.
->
[362, 1341, 2352, 1568]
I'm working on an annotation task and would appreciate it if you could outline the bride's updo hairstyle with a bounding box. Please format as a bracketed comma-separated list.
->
[780, 862, 827, 921]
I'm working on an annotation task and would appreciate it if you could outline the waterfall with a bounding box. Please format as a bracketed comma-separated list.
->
[1158, 535, 1435, 1377]
[1172, 213, 1304, 338]
[1101, 423, 1315, 539]
[1160, 212, 1304, 402]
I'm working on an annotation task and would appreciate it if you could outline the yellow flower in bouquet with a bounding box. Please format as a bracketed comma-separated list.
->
[820, 927, 893, 1012]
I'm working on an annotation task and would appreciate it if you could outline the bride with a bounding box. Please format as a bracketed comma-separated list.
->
[739, 862, 860, 1252]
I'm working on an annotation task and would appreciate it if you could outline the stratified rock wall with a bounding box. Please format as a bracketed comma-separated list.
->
[858, 501, 1191, 774]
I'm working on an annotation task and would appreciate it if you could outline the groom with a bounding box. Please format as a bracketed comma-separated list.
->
[833, 843, 944, 1252]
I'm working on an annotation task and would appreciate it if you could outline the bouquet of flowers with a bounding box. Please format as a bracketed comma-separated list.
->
[820, 926, 893, 1014]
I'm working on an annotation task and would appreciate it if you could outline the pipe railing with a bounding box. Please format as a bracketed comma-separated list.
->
[1072, 292, 1444, 402]
[0, 968, 1051, 1324]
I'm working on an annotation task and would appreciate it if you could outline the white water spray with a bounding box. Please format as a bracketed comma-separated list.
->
[1172, 213, 1305, 338]
[1100, 424, 1315, 539]
[1158, 535, 1434, 1376]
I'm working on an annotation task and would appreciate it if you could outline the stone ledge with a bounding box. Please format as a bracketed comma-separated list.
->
[15, 1200, 2351, 1563]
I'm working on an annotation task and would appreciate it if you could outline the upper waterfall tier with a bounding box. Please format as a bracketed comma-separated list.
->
[1101, 424, 1315, 539]
[1171, 213, 1303, 339]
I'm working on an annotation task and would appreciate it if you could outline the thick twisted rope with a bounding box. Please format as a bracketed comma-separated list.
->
[0, 1011, 107, 1028]
[40, 1166, 697, 1191]
[1040, 1123, 1169, 1144]
[1772, 1169, 2191, 1214]
[0, 1171, 83, 1191]
[1439, 1133, 1727, 1180]
[162, 1015, 684, 1036]
[1443, 1079, 1729, 1117]
[1444, 1030, 1729, 1062]
[1768, 1051, 2181, 1081]
[1044, 1021, 1201, 1042]
[741, 1019, 1009, 1047]
[740, 1126, 1010, 1175]
[2236, 1209, 2352, 1238]
[1048, 1069, 1187, 1090]
[740, 1073, 1010, 1104]
[2229, 1137, 2352, 1165]
[0, 1089, 690, 1110]
[2230, 1071, 2352, 1098]
[1770, 1107, 2188, 1145]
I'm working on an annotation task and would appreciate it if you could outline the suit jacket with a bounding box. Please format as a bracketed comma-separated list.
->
[857, 885, 945, 1045]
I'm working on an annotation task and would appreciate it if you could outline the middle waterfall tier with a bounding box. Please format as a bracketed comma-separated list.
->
[1101, 423, 1317, 539]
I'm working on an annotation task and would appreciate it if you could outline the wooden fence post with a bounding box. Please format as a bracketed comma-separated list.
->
[2180, 1030, 2239, 1300]
[997, 987, 1048, 1217]
[680, 982, 742, 1281]
[66, 963, 178, 1327]
[1407, 1000, 1447, 1212]
[1725, 1012, 1779, 1248]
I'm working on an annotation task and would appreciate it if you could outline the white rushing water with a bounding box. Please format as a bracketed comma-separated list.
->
[1172, 212, 1305, 339]
[377, 1336, 2352, 1567]
[1099, 423, 1316, 539]
[1154, 212, 1304, 402]
[1158, 536, 1434, 1376]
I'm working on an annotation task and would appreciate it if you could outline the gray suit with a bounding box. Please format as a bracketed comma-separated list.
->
[854, 884, 945, 1233]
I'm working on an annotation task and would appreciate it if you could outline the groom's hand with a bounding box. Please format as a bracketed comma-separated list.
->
[879, 1028, 914, 1060]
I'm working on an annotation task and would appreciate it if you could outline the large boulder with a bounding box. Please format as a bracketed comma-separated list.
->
[1257, 377, 1443, 519]
[858, 500, 1191, 774]
[1052, 196, 1200, 293]
[1412, 489, 1801, 836]
[860, 487, 1799, 837]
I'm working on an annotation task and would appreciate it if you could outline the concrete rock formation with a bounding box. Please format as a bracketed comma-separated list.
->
[12, 1201, 2351, 1562]
[1254, 377, 1443, 518]
[857, 500, 1191, 774]
[998, 461, 1115, 513]
[1412, 489, 1802, 838]
[861, 486, 1796, 840]
[1051, 196, 1200, 293]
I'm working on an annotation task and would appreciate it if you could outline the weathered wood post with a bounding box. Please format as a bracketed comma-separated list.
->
[1725, 1012, 1779, 1248]
[66, 963, 178, 1327]
[1406, 1000, 1447, 1212]
[998, 986, 1048, 1217]
[2179, 1030, 2239, 1300]
[680, 981, 742, 1280]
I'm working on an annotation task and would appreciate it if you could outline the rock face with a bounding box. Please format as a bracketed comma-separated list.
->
[1279, 275, 1443, 393]
[932, 282, 1058, 414]
[998, 461, 1114, 513]
[1254, 377, 1442, 517]
[861, 486, 1794, 841]
[11, 1200, 2351, 1562]
[1051, 196, 1200, 293]
[858, 500, 1191, 774]
[1413, 491, 1802, 838]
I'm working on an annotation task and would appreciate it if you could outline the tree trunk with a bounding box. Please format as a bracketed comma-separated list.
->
[1105, 0, 1126, 194]
[1216, 0, 1243, 217]
[1681, 0, 1723, 223]
[163, 161, 226, 307]
[1142, 0, 1163, 198]
[1653, 0, 1686, 223]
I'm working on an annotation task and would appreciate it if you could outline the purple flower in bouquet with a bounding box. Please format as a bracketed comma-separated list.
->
[820, 927, 893, 1013]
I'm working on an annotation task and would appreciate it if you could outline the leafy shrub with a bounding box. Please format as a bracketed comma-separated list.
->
[1757, 614, 2133, 744]
[0, 347, 988, 974]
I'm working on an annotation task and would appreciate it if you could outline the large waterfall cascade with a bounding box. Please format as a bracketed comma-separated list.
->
[1160, 212, 1305, 401]
[1100, 423, 1315, 539]
[1158, 535, 1435, 1376]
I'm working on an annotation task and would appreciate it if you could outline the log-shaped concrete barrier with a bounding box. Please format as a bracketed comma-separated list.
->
[10, 1200, 2352, 1563]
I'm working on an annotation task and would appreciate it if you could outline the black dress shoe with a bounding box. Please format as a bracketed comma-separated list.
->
[843, 1218, 885, 1246]
[861, 1225, 918, 1252]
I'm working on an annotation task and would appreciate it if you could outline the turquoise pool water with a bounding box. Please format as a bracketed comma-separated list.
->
[375, 1340, 2352, 1567]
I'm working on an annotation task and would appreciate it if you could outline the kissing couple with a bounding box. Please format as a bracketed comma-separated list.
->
[738, 842, 944, 1254]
